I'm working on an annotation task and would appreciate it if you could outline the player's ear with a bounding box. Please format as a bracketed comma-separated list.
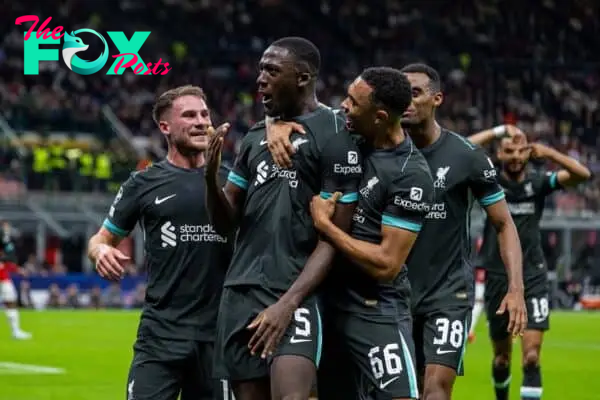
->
[374, 110, 389, 125]
[298, 72, 311, 88]
[158, 121, 170, 136]
[433, 91, 443, 107]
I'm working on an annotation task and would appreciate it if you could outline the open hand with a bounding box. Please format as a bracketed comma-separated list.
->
[266, 120, 305, 169]
[247, 300, 296, 358]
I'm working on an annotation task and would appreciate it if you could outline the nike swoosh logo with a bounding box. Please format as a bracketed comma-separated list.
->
[289, 336, 311, 344]
[260, 139, 268, 145]
[380, 376, 399, 389]
[155, 194, 176, 205]
[436, 348, 457, 355]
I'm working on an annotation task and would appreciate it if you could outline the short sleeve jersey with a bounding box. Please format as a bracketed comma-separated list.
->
[103, 161, 232, 340]
[225, 105, 363, 290]
[328, 138, 435, 316]
[406, 129, 505, 312]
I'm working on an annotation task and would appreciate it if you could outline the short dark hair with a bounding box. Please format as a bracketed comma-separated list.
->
[360, 67, 412, 117]
[270, 36, 321, 75]
[152, 85, 206, 125]
[400, 63, 441, 92]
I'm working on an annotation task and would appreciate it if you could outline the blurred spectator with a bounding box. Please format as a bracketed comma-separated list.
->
[46, 283, 65, 308]
[65, 283, 81, 308]
[18, 280, 33, 308]
[103, 283, 123, 309]
[89, 285, 103, 309]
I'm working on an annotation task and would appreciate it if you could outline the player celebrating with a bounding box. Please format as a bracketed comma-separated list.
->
[309, 67, 434, 400]
[87, 85, 233, 400]
[470, 128, 591, 400]
[0, 222, 31, 340]
[398, 63, 527, 400]
[205, 37, 362, 400]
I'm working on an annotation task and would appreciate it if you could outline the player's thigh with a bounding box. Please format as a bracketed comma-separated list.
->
[181, 341, 231, 400]
[525, 283, 551, 333]
[316, 311, 359, 400]
[271, 295, 321, 396]
[1, 281, 17, 303]
[274, 295, 323, 367]
[485, 277, 511, 342]
[215, 286, 270, 381]
[343, 312, 419, 399]
[421, 307, 471, 376]
[126, 338, 183, 400]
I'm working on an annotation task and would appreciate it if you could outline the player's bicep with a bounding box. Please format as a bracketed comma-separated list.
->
[330, 202, 356, 232]
[223, 180, 247, 217]
[483, 198, 514, 231]
[380, 225, 419, 266]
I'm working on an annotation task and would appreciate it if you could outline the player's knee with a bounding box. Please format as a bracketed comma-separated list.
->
[494, 353, 510, 367]
[423, 377, 452, 400]
[423, 384, 451, 400]
[522, 348, 540, 367]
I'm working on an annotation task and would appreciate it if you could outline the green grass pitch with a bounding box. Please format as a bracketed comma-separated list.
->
[0, 310, 598, 399]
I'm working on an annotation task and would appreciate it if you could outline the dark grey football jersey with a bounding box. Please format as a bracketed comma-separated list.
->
[226, 105, 362, 291]
[406, 129, 505, 312]
[481, 168, 562, 281]
[103, 160, 232, 340]
[327, 137, 435, 316]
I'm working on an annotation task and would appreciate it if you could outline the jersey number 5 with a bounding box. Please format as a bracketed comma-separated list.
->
[293, 308, 311, 338]
[433, 318, 464, 348]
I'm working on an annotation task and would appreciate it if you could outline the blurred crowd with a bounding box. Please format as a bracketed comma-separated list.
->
[17, 280, 147, 309]
[0, 0, 598, 209]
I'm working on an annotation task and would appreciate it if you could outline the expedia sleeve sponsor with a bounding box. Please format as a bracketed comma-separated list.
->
[320, 135, 362, 204]
[468, 149, 505, 207]
[102, 173, 141, 237]
[382, 166, 435, 233]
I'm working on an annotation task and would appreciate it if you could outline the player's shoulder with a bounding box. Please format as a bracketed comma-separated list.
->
[443, 128, 483, 154]
[296, 105, 346, 141]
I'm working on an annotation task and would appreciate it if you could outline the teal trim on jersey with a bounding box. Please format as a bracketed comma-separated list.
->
[319, 191, 358, 203]
[449, 131, 476, 150]
[398, 329, 419, 399]
[382, 214, 421, 232]
[456, 316, 469, 373]
[315, 304, 323, 366]
[479, 191, 505, 206]
[549, 171, 558, 189]
[227, 171, 248, 190]
[103, 219, 128, 237]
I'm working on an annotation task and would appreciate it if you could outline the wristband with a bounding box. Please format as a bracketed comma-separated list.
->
[493, 125, 507, 138]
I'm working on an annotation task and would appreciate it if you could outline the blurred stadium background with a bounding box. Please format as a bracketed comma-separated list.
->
[0, 0, 599, 399]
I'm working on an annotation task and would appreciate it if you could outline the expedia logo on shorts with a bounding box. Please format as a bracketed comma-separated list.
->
[393, 196, 430, 212]
[334, 163, 362, 175]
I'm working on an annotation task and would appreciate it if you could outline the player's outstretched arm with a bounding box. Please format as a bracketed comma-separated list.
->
[527, 142, 591, 187]
[313, 195, 419, 281]
[468, 124, 523, 146]
[204, 126, 245, 234]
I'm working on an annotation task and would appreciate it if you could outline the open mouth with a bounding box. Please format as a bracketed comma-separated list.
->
[189, 130, 207, 137]
[345, 118, 355, 131]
